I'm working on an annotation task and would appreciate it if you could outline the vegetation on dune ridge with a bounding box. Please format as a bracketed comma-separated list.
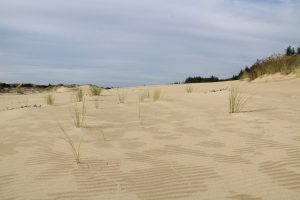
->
[0, 83, 77, 94]
[238, 45, 300, 81]
[184, 45, 300, 83]
[238, 54, 300, 80]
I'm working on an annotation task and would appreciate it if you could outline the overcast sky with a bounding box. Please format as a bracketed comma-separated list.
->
[0, 0, 299, 86]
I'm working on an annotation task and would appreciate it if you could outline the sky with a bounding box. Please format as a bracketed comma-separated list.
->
[0, 0, 300, 87]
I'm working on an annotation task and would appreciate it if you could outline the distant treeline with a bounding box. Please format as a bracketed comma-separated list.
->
[183, 45, 300, 83]
[183, 75, 238, 84]
[285, 45, 300, 56]
[185, 75, 219, 83]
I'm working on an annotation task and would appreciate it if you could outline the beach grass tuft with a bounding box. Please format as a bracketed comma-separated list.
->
[94, 97, 100, 109]
[229, 87, 248, 113]
[59, 125, 83, 164]
[90, 85, 102, 96]
[76, 88, 84, 102]
[46, 94, 55, 105]
[72, 100, 86, 128]
[152, 88, 162, 101]
[118, 91, 127, 103]
[185, 85, 194, 93]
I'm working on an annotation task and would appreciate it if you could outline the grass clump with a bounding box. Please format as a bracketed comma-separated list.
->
[59, 125, 83, 164]
[90, 85, 102, 96]
[152, 88, 162, 101]
[229, 87, 248, 113]
[46, 94, 55, 105]
[76, 88, 84, 102]
[72, 101, 86, 128]
[185, 85, 194, 93]
[118, 91, 127, 104]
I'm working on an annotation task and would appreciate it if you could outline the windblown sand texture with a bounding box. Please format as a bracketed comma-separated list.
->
[1, 78, 300, 200]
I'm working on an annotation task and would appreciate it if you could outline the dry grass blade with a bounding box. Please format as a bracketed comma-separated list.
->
[229, 87, 249, 113]
[59, 125, 83, 164]
[138, 90, 150, 103]
[94, 97, 100, 109]
[72, 100, 86, 128]
[185, 85, 194, 93]
[138, 102, 141, 121]
[139, 94, 145, 103]
[46, 94, 55, 105]
[76, 88, 84, 102]
[152, 88, 162, 101]
[118, 91, 127, 103]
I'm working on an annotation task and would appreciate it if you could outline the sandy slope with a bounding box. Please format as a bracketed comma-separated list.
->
[0, 78, 300, 200]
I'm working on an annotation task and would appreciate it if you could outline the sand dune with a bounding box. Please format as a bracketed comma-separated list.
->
[1, 78, 300, 200]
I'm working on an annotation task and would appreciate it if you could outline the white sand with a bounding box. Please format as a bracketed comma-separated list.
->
[1, 77, 300, 200]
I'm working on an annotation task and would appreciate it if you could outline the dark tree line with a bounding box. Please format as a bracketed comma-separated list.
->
[286, 45, 300, 56]
[185, 76, 219, 83]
